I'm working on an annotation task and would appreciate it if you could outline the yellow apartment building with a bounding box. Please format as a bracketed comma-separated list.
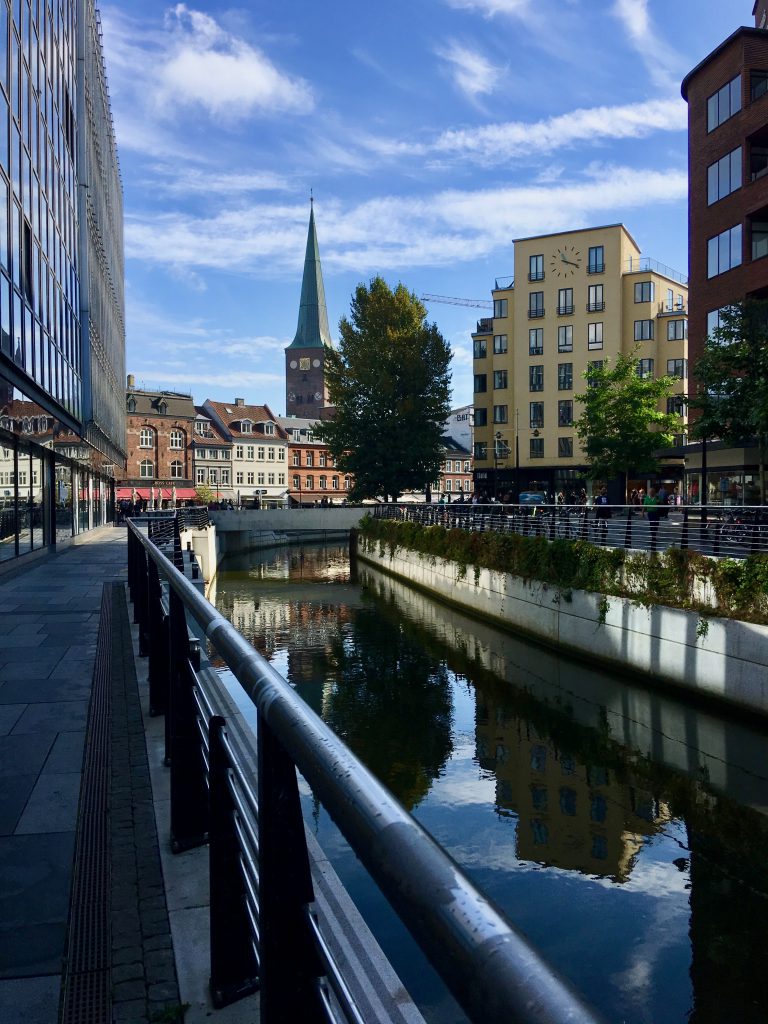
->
[471, 225, 689, 501]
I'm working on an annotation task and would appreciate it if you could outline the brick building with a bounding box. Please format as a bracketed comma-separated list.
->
[117, 377, 196, 504]
[681, 2, 768, 502]
[278, 416, 351, 505]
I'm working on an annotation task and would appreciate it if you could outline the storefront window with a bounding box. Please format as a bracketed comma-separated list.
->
[55, 462, 73, 543]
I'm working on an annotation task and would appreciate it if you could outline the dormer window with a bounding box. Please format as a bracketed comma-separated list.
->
[158, 400, 168, 415]
[127, 397, 136, 413]
[240, 419, 253, 434]
[264, 422, 275, 435]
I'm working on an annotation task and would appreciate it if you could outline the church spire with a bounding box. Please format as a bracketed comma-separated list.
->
[289, 200, 332, 349]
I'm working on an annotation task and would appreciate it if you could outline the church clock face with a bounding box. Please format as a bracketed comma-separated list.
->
[312, 359, 321, 368]
[289, 359, 297, 369]
[314, 392, 322, 401]
[299, 357, 310, 370]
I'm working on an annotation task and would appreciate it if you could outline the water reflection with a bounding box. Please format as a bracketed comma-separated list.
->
[213, 543, 768, 1024]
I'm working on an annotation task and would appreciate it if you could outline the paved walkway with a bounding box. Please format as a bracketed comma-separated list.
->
[0, 529, 184, 1023]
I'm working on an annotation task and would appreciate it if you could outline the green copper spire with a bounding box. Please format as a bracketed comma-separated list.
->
[289, 200, 333, 349]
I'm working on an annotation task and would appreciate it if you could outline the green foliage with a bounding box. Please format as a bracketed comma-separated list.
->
[194, 484, 215, 505]
[574, 347, 683, 495]
[315, 277, 452, 502]
[689, 300, 768, 503]
[359, 517, 768, 624]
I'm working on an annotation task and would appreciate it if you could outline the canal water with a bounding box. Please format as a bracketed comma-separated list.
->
[211, 541, 768, 1024]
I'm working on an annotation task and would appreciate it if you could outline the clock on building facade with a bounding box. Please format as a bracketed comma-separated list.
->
[550, 245, 582, 277]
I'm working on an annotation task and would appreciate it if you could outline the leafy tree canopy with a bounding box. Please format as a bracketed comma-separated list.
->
[574, 347, 682, 493]
[315, 276, 452, 501]
[689, 301, 768, 503]
[195, 484, 215, 505]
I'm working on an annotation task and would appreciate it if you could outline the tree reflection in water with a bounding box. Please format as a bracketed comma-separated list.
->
[322, 602, 454, 811]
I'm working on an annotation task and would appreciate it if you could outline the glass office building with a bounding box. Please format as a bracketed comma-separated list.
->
[0, 0, 125, 566]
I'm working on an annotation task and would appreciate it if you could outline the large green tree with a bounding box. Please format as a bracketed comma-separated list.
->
[689, 300, 768, 504]
[574, 347, 683, 498]
[316, 277, 452, 502]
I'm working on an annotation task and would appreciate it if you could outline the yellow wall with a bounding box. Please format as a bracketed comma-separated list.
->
[472, 224, 688, 480]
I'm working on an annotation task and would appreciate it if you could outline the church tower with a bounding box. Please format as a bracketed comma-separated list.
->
[285, 200, 334, 419]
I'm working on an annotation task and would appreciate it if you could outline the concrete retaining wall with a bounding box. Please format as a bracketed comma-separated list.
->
[211, 507, 368, 533]
[356, 536, 768, 718]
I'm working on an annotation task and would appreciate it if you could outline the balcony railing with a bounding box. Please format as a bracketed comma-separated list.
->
[624, 256, 688, 286]
[586, 302, 605, 313]
[528, 272, 545, 282]
[557, 304, 574, 316]
[528, 308, 545, 319]
[587, 262, 605, 274]
[475, 317, 494, 333]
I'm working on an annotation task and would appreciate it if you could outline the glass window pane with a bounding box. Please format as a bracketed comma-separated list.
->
[707, 93, 717, 131]
[719, 154, 729, 198]
[731, 147, 741, 192]
[732, 224, 742, 267]
[719, 229, 730, 271]
[731, 76, 741, 115]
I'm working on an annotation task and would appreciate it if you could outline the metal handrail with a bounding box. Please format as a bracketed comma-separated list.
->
[372, 503, 768, 559]
[127, 520, 600, 1024]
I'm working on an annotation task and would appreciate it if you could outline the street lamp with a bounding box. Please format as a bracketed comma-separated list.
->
[494, 431, 510, 500]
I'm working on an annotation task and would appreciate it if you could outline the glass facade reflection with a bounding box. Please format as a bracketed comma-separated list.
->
[0, 0, 124, 565]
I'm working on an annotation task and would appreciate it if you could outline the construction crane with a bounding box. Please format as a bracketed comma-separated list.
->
[421, 293, 492, 310]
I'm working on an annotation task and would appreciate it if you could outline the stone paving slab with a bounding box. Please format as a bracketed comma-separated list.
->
[0, 530, 128, 1021]
[0, 705, 26, 736]
[0, 831, 76, 977]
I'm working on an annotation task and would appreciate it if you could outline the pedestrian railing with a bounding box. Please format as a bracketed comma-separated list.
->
[126, 519, 601, 1024]
[373, 503, 768, 559]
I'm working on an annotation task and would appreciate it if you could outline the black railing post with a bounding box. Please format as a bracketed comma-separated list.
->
[258, 714, 325, 1023]
[209, 716, 259, 1008]
[624, 506, 633, 549]
[136, 543, 150, 654]
[680, 506, 689, 551]
[147, 559, 170, 717]
[169, 591, 208, 851]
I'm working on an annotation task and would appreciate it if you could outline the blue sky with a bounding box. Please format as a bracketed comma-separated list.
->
[101, 0, 743, 414]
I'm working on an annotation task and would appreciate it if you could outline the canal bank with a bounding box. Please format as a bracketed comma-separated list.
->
[354, 533, 768, 719]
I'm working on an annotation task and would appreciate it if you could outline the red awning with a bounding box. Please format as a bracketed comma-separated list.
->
[117, 487, 199, 501]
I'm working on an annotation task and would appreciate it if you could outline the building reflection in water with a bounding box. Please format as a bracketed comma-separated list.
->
[477, 707, 669, 881]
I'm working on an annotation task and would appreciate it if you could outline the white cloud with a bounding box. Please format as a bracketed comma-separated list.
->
[436, 41, 503, 100]
[124, 166, 687, 278]
[432, 97, 686, 161]
[612, 0, 683, 90]
[160, 4, 313, 121]
[356, 96, 685, 168]
[100, 3, 313, 161]
[147, 166, 291, 197]
[444, 0, 531, 17]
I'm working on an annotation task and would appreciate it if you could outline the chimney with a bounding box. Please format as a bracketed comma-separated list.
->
[127, 373, 135, 389]
[235, 397, 245, 407]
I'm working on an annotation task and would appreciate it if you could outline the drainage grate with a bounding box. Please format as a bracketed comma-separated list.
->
[60, 584, 113, 1024]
